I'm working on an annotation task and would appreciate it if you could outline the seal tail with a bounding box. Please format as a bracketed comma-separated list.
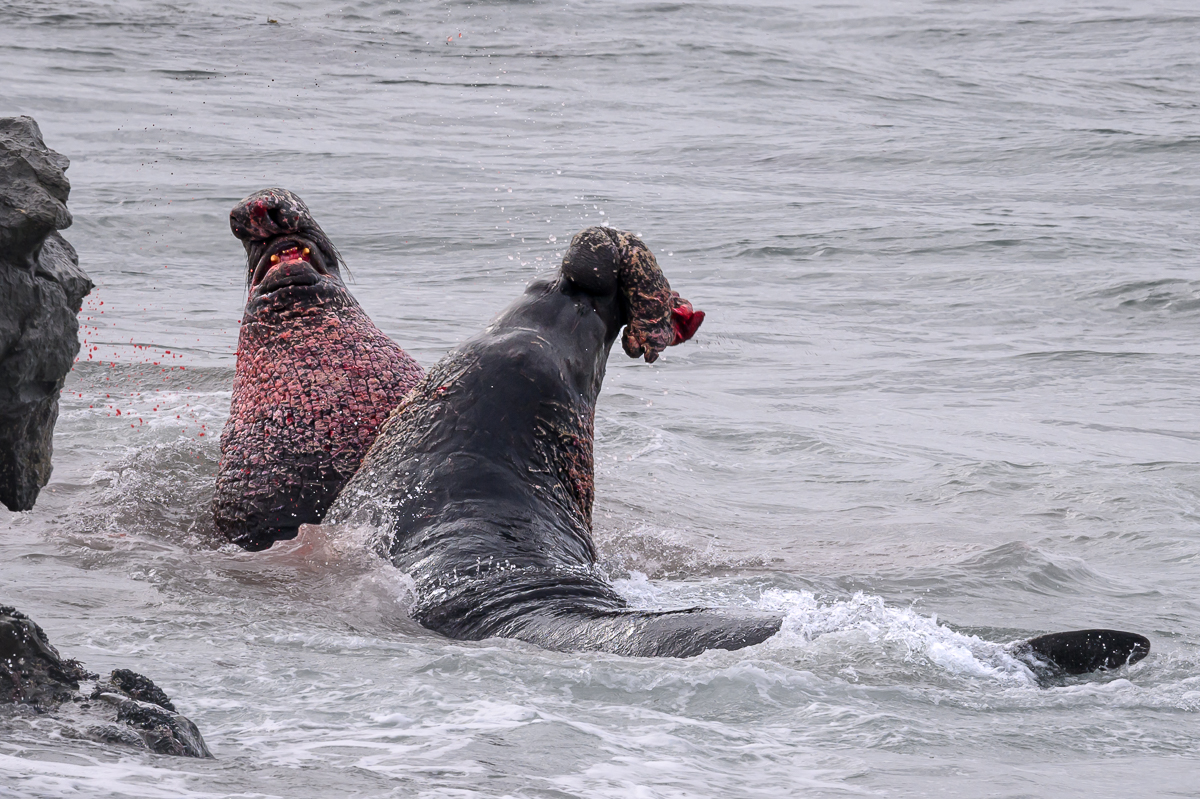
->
[1009, 629, 1150, 677]
[505, 606, 783, 658]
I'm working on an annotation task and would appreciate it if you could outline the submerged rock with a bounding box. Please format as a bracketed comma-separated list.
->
[0, 605, 211, 758]
[0, 115, 93, 512]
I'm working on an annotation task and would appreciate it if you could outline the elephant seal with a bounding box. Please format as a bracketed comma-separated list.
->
[212, 188, 423, 551]
[325, 226, 781, 657]
[322, 226, 1153, 668]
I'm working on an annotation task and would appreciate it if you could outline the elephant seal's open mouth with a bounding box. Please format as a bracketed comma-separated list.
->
[231, 188, 343, 308]
[250, 236, 329, 296]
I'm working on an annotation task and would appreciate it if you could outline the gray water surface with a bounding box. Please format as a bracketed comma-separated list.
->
[2, 1, 1199, 796]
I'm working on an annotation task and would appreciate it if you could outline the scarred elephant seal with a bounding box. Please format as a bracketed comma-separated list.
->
[212, 188, 423, 551]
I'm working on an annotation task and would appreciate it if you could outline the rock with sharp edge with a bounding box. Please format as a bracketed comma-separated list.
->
[0, 115, 93, 512]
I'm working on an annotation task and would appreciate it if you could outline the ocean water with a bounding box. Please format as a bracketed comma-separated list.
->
[2, 0, 1200, 796]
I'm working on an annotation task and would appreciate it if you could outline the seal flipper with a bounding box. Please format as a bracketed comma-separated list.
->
[503, 606, 783, 658]
[1010, 629, 1149, 677]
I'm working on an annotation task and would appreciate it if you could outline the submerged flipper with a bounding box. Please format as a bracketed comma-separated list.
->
[410, 569, 784, 658]
[1010, 629, 1150, 676]
[500, 606, 784, 658]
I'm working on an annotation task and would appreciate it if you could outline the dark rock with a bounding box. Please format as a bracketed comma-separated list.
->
[114, 695, 210, 757]
[0, 604, 93, 709]
[105, 667, 177, 712]
[0, 115, 93, 512]
[87, 722, 150, 749]
[0, 605, 212, 757]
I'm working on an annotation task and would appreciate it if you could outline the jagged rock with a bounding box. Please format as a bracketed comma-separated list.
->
[0, 605, 212, 758]
[0, 115, 93, 512]
[0, 603, 91, 708]
[106, 667, 177, 712]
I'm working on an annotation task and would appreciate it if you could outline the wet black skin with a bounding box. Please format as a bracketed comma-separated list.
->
[326, 228, 784, 657]
[1012, 629, 1151, 678]
[327, 229, 1151, 668]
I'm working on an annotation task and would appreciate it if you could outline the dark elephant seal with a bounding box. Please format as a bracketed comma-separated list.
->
[212, 188, 423, 551]
[326, 226, 781, 657]
[322, 226, 1153, 669]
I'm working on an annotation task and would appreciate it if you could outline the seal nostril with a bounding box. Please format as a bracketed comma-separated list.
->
[268, 206, 294, 233]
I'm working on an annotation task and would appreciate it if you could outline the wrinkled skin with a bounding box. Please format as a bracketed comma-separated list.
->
[213, 188, 423, 551]
[0, 606, 210, 757]
[325, 227, 783, 657]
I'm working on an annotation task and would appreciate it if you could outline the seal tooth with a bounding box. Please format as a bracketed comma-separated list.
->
[270, 254, 280, 264]
[303, 247, 310, 256]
